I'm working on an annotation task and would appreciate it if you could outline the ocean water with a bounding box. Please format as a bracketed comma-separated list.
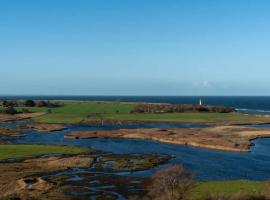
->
[1, 96, 270, 115]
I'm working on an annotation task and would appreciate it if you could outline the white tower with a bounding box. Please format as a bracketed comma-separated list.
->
[199, 99, 203, 106]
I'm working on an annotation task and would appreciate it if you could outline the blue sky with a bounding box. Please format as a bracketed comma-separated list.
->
[0, 0, 270, 95]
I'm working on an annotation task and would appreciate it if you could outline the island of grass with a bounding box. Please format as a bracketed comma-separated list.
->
[65, 126, 270, 152]
[6, 100, 270, 125]
[0, 144, 92, 160]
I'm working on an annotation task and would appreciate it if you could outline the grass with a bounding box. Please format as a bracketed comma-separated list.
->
[13, 101, 270, 125]
[0, 144, 91, 159]
[192, 180, 264, 199]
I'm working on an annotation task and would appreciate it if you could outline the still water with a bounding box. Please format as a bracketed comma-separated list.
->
[12, 122, 270, 181]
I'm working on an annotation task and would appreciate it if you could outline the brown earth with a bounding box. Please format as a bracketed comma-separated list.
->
[0, 112, 45, 122]
[0, 155, 93, 199]
[19, 123, 67, 132]
[65, 126, 270, 152]
[0, 127, 22, 144]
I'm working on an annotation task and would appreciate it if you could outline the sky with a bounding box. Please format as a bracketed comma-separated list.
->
[0, 0, 270, 96]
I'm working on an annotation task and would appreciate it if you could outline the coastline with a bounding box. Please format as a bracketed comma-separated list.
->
[64, 126, 270, 152]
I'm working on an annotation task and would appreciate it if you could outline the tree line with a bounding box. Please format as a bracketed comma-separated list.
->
[130, 103, 235, 114]
[1, 100, 60, 108]
[0, 100, 60, 115]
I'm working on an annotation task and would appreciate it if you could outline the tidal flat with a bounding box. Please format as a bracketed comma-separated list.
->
[1, 100, 270, 199]
[65, 125, 270, 152]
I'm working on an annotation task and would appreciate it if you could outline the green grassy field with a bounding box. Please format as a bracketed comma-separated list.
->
[0, 144, 91, 159]
[192, 180, 264, 199]
[14, 101, 270, 124]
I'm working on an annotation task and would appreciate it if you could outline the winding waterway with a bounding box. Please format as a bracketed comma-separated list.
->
[7, 121, 270, 181]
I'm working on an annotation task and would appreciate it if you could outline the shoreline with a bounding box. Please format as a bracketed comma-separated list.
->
[64, 126, 270, 152]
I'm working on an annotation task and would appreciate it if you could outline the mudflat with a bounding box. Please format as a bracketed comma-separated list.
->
[19, 123, 67, 132]
[0, 127, 22, 144]
[0, 155, 93, 199]
[0, 112, 45, 122]
[65, 126, 270, 152]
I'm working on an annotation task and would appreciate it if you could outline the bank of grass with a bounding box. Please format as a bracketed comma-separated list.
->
[192, 180, 264, 200]
[0, 144, 91, 159]
[15, 101, 270, 125]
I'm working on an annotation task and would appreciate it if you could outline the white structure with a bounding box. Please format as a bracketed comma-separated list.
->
[199, 99, 203, 106]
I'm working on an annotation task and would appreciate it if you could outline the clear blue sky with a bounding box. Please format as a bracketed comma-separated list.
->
[1, 0, 270, 96]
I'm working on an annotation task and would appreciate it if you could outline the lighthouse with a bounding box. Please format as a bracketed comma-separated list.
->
[199, 99, 203, 106]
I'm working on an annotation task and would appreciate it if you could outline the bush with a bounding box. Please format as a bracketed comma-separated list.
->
[131, 103, 235, 114]
[147, 165, 194, 200]
[2, 106, 18, 115]
[24, 100, 36, 107]
[21, 108, 30, 113]
[2, 100, 17, 107]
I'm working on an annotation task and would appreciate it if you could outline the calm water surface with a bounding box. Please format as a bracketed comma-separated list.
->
[12, 122, 270, 181]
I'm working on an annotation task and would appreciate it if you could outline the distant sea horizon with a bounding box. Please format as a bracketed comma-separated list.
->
[1, 95, 270, 115]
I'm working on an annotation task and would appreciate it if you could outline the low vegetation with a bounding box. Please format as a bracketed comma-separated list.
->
[6, 101, 269, 125]
[0, 154, 93, 199]
[193, 180, 265, 200]
[95, 154, 170, 172]
[1, 100, 60, 109]
[65, 126, 270, 152]
[0, 144, 91, 159]
[131, 103, 235, 113]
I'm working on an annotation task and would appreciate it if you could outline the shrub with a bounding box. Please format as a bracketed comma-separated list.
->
[21, 108, 30, 113]
[2, 100, 17, 107]
[2, 106, 18, 115]
[195, 106, 209, 112]
[147, 165, 194, 200]
[131, 103, 234, 114]
[24, 100, 36, 107]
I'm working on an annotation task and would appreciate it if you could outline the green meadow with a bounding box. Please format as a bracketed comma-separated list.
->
[15, 101, 270, 125]
[0, 144, 91, 159]
[192, 180, 264, 199]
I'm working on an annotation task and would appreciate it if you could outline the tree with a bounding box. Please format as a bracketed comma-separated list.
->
[24, 100, 36, 107]
[147, 165, 194, 200]
[2, 100, 16, 107]
[3, 106, 18, 115]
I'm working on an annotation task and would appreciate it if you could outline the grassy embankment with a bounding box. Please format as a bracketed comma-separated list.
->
[192, 180, 264, 199]
[15, 101, 270, 125]
[0, 144, 91, 159]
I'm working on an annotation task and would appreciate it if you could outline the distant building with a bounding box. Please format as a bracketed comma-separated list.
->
[199, 99, 203, 106]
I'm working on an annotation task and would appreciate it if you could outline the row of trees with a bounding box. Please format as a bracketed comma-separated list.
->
[1, 100, 60, 108]
[131, 104, 235, 114]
